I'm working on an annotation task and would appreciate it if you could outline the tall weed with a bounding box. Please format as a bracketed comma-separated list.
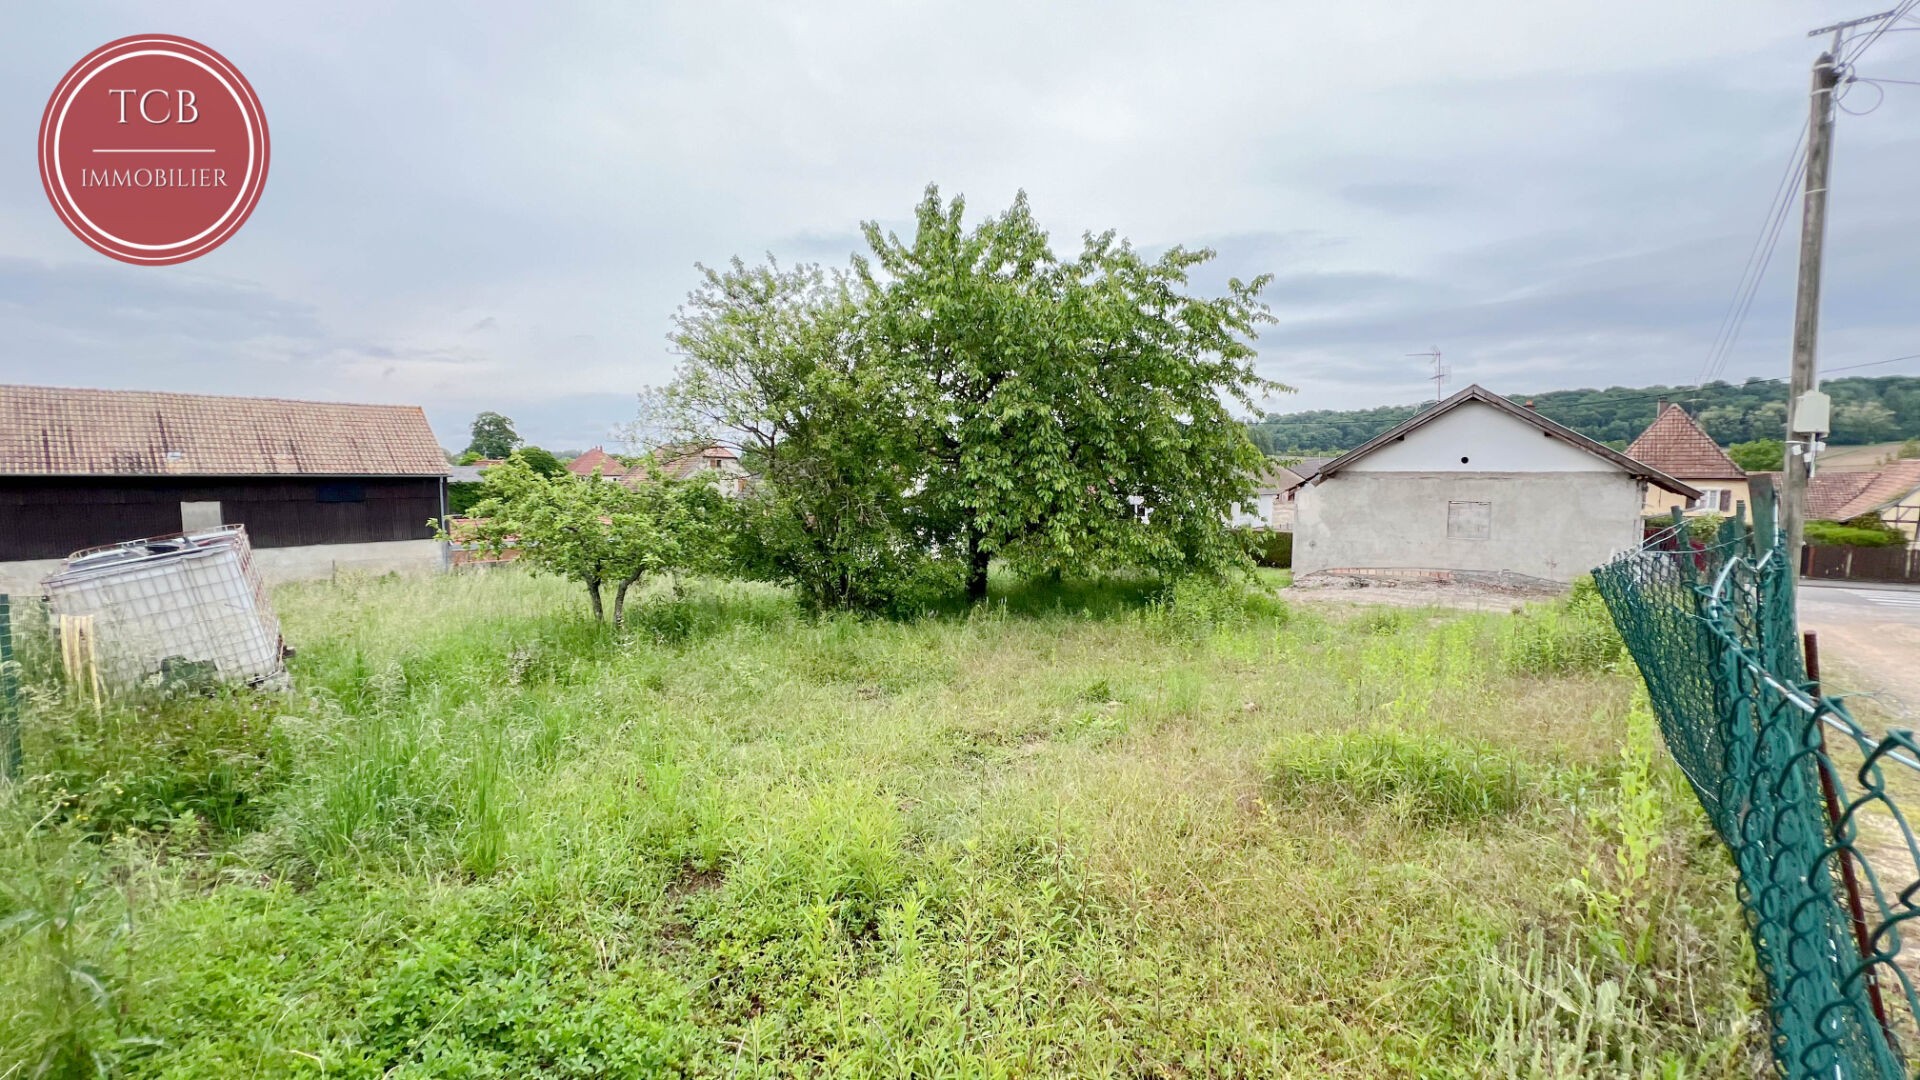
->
[1264, 726, 1528, 825]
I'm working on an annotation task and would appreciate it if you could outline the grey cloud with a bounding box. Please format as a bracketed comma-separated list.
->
[5, 1, 1920, 424]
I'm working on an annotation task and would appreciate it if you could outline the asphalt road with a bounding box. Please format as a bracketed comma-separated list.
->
[1799, 583, 1920, 722]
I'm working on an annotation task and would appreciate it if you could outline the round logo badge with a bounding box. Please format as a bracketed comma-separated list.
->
[38, 35, 269, 265]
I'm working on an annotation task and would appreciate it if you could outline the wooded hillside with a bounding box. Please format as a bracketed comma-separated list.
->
[1248, 375, 1920, 453]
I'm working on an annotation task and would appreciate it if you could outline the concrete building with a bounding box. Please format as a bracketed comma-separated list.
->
[0, 384, 449, 594]
[1626, 403, 1748, 518]
[1291, 385, 1699, 587]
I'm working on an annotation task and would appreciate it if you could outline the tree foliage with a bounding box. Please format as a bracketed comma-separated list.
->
[861, 188, 1283, 599]
[512, 446, 565, 478]
[1248, 376, 1920, 452]
[656, 186, 1284, 610]
[440, 457, 722, 625]
[465, 412, 522, 459]
[1726, 438, 1785, 473]
[1806, 518, 1906, 549]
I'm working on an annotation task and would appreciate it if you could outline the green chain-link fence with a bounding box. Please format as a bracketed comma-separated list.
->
[1595, 485, 1920, 1078]
[0, 594, 19, 783]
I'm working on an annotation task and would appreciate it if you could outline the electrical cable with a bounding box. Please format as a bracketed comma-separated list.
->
[1698, 127, 1808, 385]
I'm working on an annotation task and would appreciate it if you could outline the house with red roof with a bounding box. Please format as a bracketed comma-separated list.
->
[566, 446, 628, 480]
[1626, 403, 1748, 518]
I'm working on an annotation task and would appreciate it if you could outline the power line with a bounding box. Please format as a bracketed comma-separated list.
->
[1698, 125, 1809, 385]
[1827, 352, 1920, 372]
[1838, 1, 1920, 61]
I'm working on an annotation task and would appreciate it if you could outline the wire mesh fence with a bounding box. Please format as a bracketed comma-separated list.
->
[0, 593, 19, 782]
[1594, 487, 1920, 1079]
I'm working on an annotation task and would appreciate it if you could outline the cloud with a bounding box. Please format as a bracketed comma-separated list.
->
[4, 0, 1919, 435]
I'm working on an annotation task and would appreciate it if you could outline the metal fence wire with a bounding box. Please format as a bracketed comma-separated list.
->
[1594, 487, 1920, 1079]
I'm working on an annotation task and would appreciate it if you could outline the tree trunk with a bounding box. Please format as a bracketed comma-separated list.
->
[612, 573, 642, 628]
[586, 579, 604, 621]
[965, 528, 990, 603]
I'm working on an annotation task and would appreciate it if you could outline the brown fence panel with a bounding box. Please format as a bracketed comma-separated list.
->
[1803, 546, 1920, 584]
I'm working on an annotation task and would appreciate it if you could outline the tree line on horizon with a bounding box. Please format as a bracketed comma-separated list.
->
[1248, 375, 1920, 455]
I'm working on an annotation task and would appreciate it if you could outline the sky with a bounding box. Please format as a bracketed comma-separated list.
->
[6, 3, 1920, 453]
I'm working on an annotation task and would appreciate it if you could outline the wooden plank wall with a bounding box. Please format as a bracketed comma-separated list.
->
[0, 476, 443, 560]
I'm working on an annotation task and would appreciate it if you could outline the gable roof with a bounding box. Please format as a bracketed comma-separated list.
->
[1269, 456, 1332, 493]
[1254, 460, 1305, 494]
[1626, 404, 1745, 480]
[566, 447, 627, 478]
[1303, 384, 1700, 499]
[1753, 462, 1920, 522]
[657, 443, 740, 479]
[0, 384, 447, 477]
[1815, 460, 1920, 521]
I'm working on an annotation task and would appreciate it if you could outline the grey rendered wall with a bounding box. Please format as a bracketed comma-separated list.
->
[1292, 472, 1644, 583]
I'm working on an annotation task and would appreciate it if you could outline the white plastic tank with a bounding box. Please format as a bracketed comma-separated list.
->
[42, 525, 285, 690]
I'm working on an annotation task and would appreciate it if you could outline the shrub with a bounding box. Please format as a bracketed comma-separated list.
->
[1682, 512, 1725, 544]
[1144, 577, 1288, 638]
[1806, 519, 1904, 548]
[447, 481, 486, 515]
[1500, 577, 1624, 676]
[1244, 528, 1292, 568]
[1264, 726, 1527, 824]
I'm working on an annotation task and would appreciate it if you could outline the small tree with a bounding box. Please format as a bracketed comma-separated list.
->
[466, 411, 522, 459]
[442, 457, 721, 625]
[513, 446, 565, 478]
[1727, 438, 1785, 473]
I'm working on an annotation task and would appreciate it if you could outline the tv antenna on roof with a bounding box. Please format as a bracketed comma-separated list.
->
[1409, 347, 1446, 402]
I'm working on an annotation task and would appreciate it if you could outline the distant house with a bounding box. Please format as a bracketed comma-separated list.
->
[650, 443, 750, 496]
[567, 446, 628, 480]
[0, 384, 450, 593]
[1626, 403, 1747, 517]
[1291, 385, 1698, 587]
[1788, 460, 1920, 544]
[568, 442, 750, 496]
[1229, 457, 1331, 531]
[1268, 457, 1330, 532]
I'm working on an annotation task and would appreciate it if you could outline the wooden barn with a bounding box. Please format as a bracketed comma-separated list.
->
[0, 384, 450, 592]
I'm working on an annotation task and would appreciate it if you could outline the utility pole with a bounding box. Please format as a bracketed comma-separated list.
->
[1783, 23, 1854, 575]
[1408, 348, 1446, 403]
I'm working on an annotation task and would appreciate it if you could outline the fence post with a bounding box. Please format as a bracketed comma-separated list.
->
[0, 594, 19, 783]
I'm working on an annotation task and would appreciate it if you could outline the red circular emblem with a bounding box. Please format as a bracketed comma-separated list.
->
[38, 35, 269, 266]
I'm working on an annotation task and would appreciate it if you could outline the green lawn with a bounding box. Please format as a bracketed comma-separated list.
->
[1, 571, 1758, 1077]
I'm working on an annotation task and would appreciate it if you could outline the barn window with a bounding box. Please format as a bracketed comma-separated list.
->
[1447, 500, 1491, 540]
[316, 482, 366, 504]
[180, 501, 223, 533]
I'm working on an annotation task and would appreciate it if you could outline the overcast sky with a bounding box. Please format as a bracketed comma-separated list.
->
[6, 3, 1920, 452]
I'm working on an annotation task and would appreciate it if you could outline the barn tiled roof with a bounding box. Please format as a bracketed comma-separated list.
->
[0, 384, 447, 477]
[1626, 404, 1745, 480]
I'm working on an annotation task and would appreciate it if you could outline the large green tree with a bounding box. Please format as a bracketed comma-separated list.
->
[658, 187, 1283, 608]
[465, 411, 522, 459]
[861, 187, 1283, 600]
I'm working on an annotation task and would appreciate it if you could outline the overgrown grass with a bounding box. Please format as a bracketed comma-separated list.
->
[0, 569, 1760, 1076]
